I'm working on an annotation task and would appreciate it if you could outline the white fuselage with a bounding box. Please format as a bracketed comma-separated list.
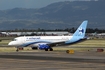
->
[8, 36, 73, 46]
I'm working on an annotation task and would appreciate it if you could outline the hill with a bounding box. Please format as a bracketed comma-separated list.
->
[0, 0, 105, 30]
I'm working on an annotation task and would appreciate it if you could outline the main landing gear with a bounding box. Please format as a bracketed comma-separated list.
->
[15, 47, 53, 52]
[45, 48, 53, 51]
[16, 48, 19, 52]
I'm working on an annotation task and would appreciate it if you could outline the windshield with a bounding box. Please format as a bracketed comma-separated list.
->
[12, 39, 17, 41]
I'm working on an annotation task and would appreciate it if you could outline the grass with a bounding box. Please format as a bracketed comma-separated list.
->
[54, 39, 105, 51]
[0, 47, 16, 52]
[0, 38, 104, 52]
[0, 47, 34, 52]
[70, 39, 105, 47]
[0, 40, 11, 45]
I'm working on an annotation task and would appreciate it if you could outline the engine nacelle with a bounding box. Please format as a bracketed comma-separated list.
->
[31, 44, 53, 51]
[38, 44, 50, 50]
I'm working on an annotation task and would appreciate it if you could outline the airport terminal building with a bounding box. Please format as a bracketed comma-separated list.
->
[0, 31, 71, 37]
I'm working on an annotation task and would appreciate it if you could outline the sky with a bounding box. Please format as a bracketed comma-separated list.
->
[0, 0, 73, 10]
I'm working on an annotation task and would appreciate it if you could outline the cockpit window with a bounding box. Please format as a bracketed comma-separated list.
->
[12, 39, 17, 41]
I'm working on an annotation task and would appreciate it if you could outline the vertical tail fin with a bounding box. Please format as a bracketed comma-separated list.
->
[73, 20, 88, 38]
[65, 20, 88, 44]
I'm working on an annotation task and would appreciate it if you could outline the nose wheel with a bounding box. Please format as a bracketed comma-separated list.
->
[16, 49, 19, 52]
[16, 47, 23, 52]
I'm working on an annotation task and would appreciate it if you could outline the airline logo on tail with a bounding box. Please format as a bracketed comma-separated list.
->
[79, 27, 84, 35]
[72, 20, 87, 37]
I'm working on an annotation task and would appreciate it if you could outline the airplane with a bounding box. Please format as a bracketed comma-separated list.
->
[8, 20, 88, 51]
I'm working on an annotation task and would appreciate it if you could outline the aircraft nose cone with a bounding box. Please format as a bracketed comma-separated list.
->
[8, 42, 13, 45]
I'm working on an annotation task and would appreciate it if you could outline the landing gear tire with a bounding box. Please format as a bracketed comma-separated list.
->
[45, 49, 48, 51]
[16, 49, 19, 52]
[49, 48, 53, 51]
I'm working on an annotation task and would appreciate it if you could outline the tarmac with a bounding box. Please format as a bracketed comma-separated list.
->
[0, 50, 105, 70]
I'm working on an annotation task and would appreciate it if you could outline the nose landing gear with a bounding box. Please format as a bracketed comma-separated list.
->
[16, 47, 24, 52]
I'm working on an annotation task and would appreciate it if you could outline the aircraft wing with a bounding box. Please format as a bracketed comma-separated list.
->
[48, 37, 87, 47]
[19, 40, 65, 47]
